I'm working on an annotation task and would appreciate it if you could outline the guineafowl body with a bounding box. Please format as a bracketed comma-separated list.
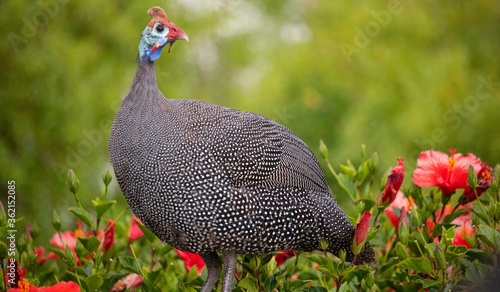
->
[108, 7, 376, 292]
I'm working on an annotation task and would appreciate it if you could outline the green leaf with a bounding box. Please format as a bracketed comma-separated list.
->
[92, 199, 116, 219]
[446, 245, 468, 261]
[176, 277, 185, 292]
[307, 255, 329, 266]
[78, 236, 101, 253]
[419, 278, 438, 289]
[337, 282, 351, 292]
[461, 258, 483, 285]
[339, 160, 357, 180]
[119, 256, 143, 275]
[68, 207, 94, 228]
[86, 274, 103, 292]
[143, 269, 162, 290]
[356, 159, 371, 183]
[397, 257, 433, 275]
[134, 219, 157, 243]
[357, 199, 376, 213]
[465, 248, 494, 266]
[315, 265, 336, 279]
[264, 275, 277, 292]
[431, 224, 455, 238]
[337, 173, 357, 200]
[66, 271, 88, 292]
[289, 279, 309, 291]
[476, 225, 500, 250]
[306, 287, 328, 292]
[442, 208, 467, 224]
[238, 277, 259, 291]
[470, 205, 491, 225]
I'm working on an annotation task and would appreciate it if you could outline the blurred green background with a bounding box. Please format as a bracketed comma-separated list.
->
[1, 0, 499, 243]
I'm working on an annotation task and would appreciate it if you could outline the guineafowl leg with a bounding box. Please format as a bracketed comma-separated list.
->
[200, 251, 222, 292]
[221, 250, 237, 292]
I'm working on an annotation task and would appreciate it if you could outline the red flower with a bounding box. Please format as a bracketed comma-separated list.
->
[462, 163, 493, 203]
[111, 273, 142, 291]
[48, 222, 104, 265]
[386, 191, 415, 229]
[398, 206, 408, 229]
[382, 159, 405, 204]
[426, 204, 475, 248]
[7, 280, 81, 292]
[354, 212, 371, 246]
[413, 149, 482, 195]
[174, 249, 206, 276]
[450, 208, 475, 249]
[129, 216, 144, 242]
[275, 250, 296, 265]
[4, 261, 26, 288]
[104, 220, 115, 252]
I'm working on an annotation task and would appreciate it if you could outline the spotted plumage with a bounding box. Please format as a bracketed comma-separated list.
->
[108, 6, 376, 292]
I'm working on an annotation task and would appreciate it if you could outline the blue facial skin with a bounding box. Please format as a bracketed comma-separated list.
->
[138, 25, 170, 61]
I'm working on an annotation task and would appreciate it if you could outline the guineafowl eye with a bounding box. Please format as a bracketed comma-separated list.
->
[156, 25, 164, 32]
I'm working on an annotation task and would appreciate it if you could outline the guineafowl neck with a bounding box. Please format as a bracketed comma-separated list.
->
[126, 58, 160, 102]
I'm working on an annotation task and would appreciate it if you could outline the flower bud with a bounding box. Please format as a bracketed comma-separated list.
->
[319, 140, 328, 159]
[102, 170, 113, 187]
[26, 245, 37, 268]
[352, 212, 371, 255]
[338, 249, 347, 262]
[467, 165, 478, 190]
[65, 245, 77, 267]
[319, 238, 329, 251]
[17, 234, 27, 255]
[52, 210, 62, 232]
[67, 169, 80, 194]
[410, 207, 421, 228]
[364, 271, 375, 289]
[434, 245, 447, 270]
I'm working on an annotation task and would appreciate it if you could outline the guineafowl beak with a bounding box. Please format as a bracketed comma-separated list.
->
[170, 28, 189, 42]
[151, 27, 189, 53]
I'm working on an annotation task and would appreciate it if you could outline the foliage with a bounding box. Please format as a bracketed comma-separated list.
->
[0, 0, 500, 243]
[2, 145, 500, 291]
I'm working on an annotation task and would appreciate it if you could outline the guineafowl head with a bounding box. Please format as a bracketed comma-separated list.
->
[139, 6, 189, 61]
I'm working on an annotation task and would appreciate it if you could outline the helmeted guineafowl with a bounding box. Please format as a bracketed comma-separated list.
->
[108, 6, 376, 292]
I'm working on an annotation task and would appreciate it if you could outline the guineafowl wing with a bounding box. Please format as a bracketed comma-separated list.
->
[183, 101, 330, 193]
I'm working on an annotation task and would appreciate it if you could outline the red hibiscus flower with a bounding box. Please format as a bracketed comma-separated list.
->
[382, 159, 405, 205]
[7, 280, 81, 292]
[352, 212, 371, 255]
[426, 204, 475, 248]
[275, 250, 296, 265]
[104, 220, 115, 252]
[129, 216, 144, 242]
[450, 208, 475, 249]
[413, 149, 482, 196]
[461, 163, 493, 203]
[174, 249, 206, 276]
